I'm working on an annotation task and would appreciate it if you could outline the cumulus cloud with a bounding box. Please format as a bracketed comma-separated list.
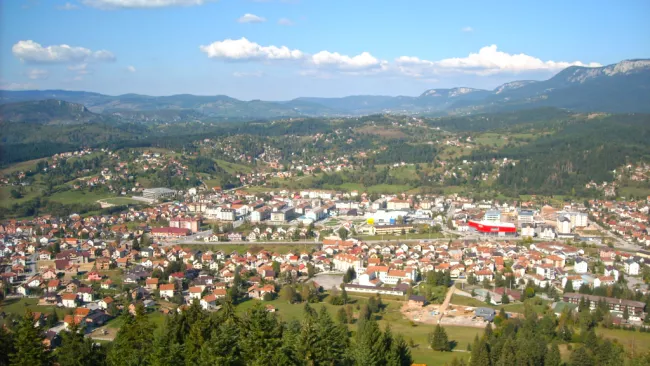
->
[82, 0, 211, 9]
[57, 2, 79, 10]
[200, 37, 386, 73]
[310, 51, 384, 71]
[238, 13, 266, 23]
[25, 69, 49, 80]
[395, 45, 601, 77]
[461, 26, 473, 32]
[200, 37, 303, 61]
[127, 65, 136, 72]
[200, 39, 600, 79]
[277, 18, 294, 26]
[433, 45, 601, 75]
[12, 40, 116, 64]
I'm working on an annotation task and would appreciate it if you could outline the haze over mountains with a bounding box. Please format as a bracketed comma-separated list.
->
[1, 59, 649, 122]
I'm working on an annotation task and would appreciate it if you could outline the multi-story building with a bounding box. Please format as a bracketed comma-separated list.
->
[484, 210, 502, 223]
[518, 210, 535, 224]
[170, 217, 200, 233]
[142, 188, 175, 201]
[563, 293, 645, 316]
[333, 254, 363, 273]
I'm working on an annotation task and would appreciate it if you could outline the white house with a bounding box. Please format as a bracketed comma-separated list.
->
[574, 258, 588, 274]
[624, 259, 640, 276]
[604, 266, 620, 281]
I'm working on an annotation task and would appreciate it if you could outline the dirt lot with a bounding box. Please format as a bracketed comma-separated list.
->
[401, 302, 488, 328]
[87, 325, 118, 341]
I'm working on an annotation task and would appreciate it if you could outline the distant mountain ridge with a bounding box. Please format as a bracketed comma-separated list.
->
[0, 99, 112, 125]
[1, 58, 648, 120]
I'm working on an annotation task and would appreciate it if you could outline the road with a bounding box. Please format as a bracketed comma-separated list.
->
[436, 285, 456, 324]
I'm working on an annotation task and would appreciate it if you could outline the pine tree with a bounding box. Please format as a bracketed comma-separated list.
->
[542, 342, 560, 366]
[354, 319, 383, 366]
[584, 328, 598, 351]
[184, 321, 205, 366]
[315, 307, 349, 365]
[10, 310, 50, 366]
[0, 324, 15, 366]
[337, 307, 348, 324]
[239, 302, 284, 365]
[132, 237, 140, 251]
[469, 336, 490, 366]
[341, 286, 349, 304]
[564, 279, 574, 293]
[429, 325, 450, 352]
[496, 337, 516, 366]
[500, 292, 509, 305]
[107, 305, 154, 366]
[46, 312, 58, 328]
[389, 334, 412, 366]
[57, 323, 104, 366]
[570, 346, 594, 366]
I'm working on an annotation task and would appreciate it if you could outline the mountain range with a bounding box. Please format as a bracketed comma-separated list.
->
[1, 59, 649, 121]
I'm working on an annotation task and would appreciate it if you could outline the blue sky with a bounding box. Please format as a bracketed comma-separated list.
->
[1, 0, 649, 100]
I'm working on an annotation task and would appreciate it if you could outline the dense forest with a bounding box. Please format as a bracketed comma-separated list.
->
[486, 113, 650, 195]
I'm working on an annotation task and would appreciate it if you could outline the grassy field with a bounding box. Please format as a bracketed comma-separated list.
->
[0, 185, 43, 208]
[101, 197, 143, 206]
[236, 295, 479, 365]
[474, 133, 510, 148]
[48, 190, 112, 204]
[0, 158, 45, 175]
[619, 184, 650, 200]
[450, 294, 550, 314]
[181, 243, 320, 254]
[215, 159, 252, 174]
[0, 298, 70, 324]
[596, 327, 650, 353]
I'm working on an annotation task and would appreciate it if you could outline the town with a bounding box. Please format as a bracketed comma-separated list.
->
[2, 170, 650, 362]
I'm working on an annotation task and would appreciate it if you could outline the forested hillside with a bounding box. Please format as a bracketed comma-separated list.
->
[485, 114, 650, 196]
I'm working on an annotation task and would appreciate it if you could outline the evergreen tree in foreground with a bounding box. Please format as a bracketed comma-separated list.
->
[10, 310, 50, 366]
[429, 324, 451, 352]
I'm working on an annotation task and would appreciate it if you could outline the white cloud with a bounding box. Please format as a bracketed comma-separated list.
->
[82, 0, 211, 9]
[57, 2, 79, 10]
[277, 18, 294, 26]
[200, 37, 303, 61]
[25, 69, 49, 80]
[237, 13, 266, 23]
[461, 26, 473, 32]
[200, 39, 600, 80]
[12, 40, 116, 64]
[433, 45, 601, 75]
[126, 65, 136, 72]
[310, 51, 385, 71]
[395, 45, 601, 77]
[200, 38, 387, 73]
[233, 71, 264, 77]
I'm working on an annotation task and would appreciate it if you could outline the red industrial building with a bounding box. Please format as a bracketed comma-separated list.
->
[468, 220, 517, 234]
